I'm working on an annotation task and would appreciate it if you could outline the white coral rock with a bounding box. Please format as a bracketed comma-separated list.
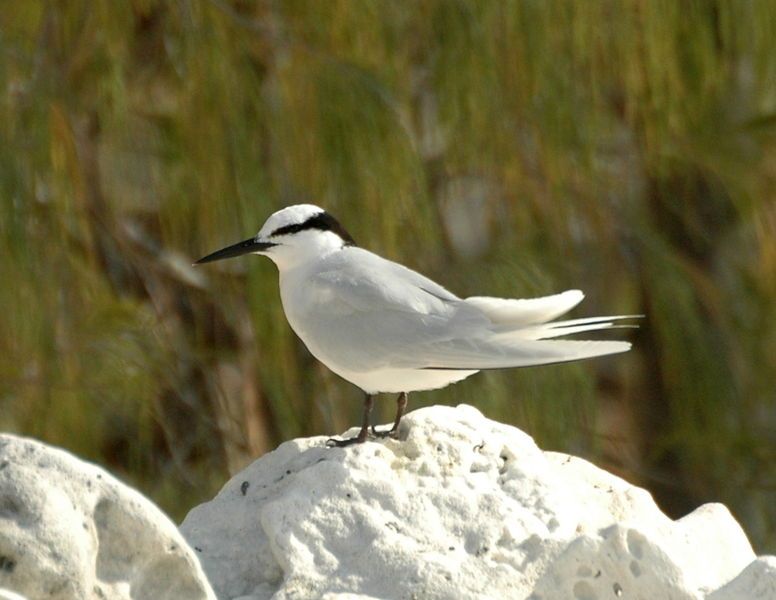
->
[0, 434, 215, 600]
[181, 404, 775, 600]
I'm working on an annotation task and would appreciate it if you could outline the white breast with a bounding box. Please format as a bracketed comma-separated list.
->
[277, 256, 479, 393]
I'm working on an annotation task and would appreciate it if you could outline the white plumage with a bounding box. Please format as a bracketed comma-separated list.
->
[196, 204, 637, 445]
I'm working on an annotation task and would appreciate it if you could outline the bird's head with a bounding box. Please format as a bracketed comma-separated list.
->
[195, 204, 356, 270]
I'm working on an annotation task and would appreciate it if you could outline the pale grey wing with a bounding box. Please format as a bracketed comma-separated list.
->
[323, 259, 633, 370]
[296, 249, 634, 373]
[390, 336, 632, 370]
[296, 249, 491, 372]
[327, 247, 462, 308]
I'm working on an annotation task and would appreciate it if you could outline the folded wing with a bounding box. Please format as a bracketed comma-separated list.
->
[302, 249, 637, 373]
[401, 337, 632, 370]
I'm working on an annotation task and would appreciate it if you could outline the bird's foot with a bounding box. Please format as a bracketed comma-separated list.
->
[370, 425, 399, 439]
[326, 427, 369, 447]
[326, 436, 363, 448]
[327, 424, 400, 446]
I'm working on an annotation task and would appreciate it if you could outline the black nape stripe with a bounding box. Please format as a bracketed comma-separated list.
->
[270, 211, 356, 246]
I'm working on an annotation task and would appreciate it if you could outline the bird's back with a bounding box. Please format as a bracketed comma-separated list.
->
[279, 247, 484, 370]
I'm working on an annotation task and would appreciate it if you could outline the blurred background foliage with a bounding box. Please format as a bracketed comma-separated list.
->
[1, 1, 775, 550]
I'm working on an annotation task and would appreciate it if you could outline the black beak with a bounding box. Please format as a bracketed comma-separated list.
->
[194, 237, 276, 265]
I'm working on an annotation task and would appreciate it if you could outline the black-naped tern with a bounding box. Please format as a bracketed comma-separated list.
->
[196, 204, 637, 446]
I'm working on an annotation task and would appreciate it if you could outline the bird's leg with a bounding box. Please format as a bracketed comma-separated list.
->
[371, 392, 408, 439]
[326, 393, 374, 447]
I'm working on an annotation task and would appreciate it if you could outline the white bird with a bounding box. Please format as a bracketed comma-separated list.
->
[196, 204, 636, 446]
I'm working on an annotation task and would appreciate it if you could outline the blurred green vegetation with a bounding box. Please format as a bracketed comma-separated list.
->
[1, 1, 775, 550]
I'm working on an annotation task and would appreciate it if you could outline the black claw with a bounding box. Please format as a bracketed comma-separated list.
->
[326, 393, 374, 448]
[369, 392, 408, 440]
[370, 425, 399, 439]
[326, 437, 364, 448]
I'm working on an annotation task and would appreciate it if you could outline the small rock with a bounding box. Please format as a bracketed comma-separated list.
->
[708, 557, 776, 600]
[0, 435, 215, 600]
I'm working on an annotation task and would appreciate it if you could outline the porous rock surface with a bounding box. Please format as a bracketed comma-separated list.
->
[181, 404, 776, 600]
[0, 434, 215, 600]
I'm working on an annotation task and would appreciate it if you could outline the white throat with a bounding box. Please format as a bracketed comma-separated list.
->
[265, 230, 348, 271]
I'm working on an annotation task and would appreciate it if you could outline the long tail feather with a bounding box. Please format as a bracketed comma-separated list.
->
[464, 289, 584, 326]
[497, 315, 643, 340]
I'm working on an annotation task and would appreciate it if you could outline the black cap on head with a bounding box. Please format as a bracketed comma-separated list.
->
[269, 211, 356, 246]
